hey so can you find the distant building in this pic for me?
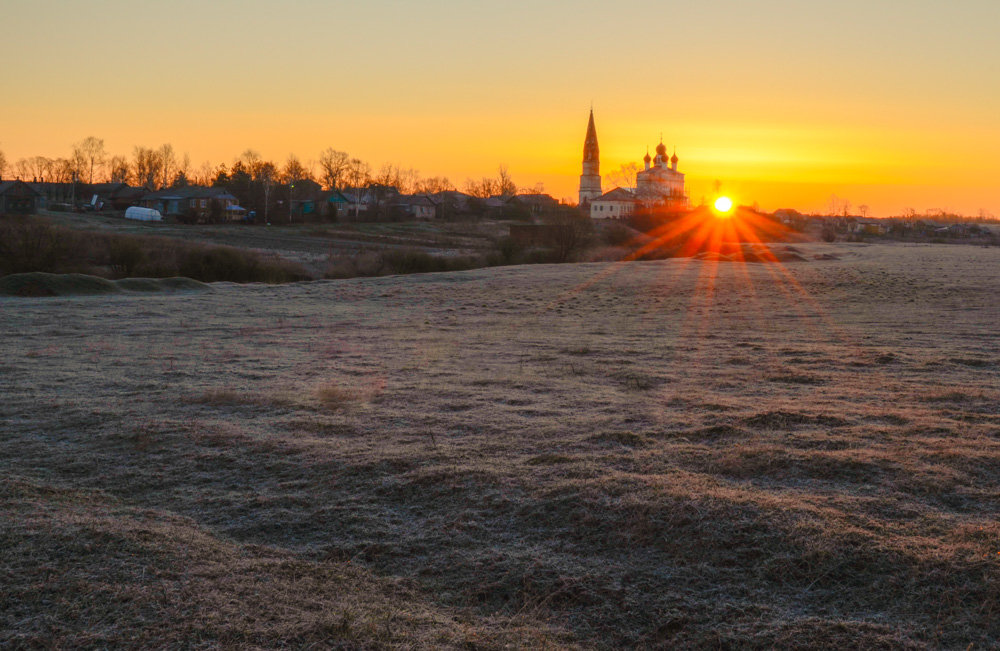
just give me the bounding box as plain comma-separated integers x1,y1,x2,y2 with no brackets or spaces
318,190,351,219
510,193,560,215
635,142,686,209
578,110,688,218
140,186,240,220
848,218,889,235
429,190,475,217
0,180,41,215
390,194,437,220
28,181,147,211
590,187,639,220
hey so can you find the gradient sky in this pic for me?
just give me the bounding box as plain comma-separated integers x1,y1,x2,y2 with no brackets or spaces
2,0,998,216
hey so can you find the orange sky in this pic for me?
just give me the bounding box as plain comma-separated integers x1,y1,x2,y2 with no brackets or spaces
2,0,998,217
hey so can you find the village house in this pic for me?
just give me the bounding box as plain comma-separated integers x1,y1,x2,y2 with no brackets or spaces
389,194,437,220
26,181,148,211
339,188,379,218
288,178,324,220
317,190,351,219
590,187,640,220
0,180,41,215
848,217,890,235
430,190,475,217
140,186,242,221
510,193,560,215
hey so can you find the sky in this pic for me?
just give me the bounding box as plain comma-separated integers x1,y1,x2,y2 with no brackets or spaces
2,0,999,216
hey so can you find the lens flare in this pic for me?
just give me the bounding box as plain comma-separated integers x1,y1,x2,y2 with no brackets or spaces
714,196,734,214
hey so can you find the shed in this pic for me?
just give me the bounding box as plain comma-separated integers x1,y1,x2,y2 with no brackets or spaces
0,180,41,215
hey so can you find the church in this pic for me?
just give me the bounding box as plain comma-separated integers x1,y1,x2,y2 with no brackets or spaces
578,110,688,219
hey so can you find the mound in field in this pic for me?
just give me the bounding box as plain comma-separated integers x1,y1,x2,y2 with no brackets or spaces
0,273,210,297
692,244,807,263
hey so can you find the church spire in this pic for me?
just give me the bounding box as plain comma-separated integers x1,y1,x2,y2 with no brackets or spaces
579,109,602,206
583,109,599,163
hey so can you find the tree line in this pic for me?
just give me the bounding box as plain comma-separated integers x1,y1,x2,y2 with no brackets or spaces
0,138,533,199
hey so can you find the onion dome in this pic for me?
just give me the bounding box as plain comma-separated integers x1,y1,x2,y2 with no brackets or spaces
643,148,651,164
671,150,678,164
655,142,667,157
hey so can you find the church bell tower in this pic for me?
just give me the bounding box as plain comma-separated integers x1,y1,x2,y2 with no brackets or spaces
578,109,602,206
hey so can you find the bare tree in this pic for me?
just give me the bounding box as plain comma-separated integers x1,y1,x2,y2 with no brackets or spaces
545,209,593,262
12,158,31,180
496,165,516,197
414,176,454,194
464,176,498,198
318,148,349,190
108,156,130,183
373,163,401,189
465,166,516,198
259,163,276,224
26,156,52,182
178,152,191,182
605,163,640,192
398,168,419,195
0,148,6,179
282,155,310,184
132,146,162,189
158,144,176,189
344,158,371,219
344,158,371,189
194,161,215,186
858,204,869,218
50,158,74,183
69,146,87,183
240,149,264,180
75,136,106,183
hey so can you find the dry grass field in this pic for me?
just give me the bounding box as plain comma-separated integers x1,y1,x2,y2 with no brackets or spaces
2,242,999,648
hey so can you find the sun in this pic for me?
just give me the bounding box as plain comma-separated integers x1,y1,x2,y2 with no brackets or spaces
714,196,734,215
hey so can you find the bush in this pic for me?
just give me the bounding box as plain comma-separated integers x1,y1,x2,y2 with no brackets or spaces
602,223,635,246
380,249,480,275
0,220,71,275
0,217,309,284
496,236,523,264
177,208,200,225
108,239,146,277
178,247,308,283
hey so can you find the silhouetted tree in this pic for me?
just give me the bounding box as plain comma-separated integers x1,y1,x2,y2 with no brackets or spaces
414,176,454,193
605,162,640,192
75,136,106,183
158,144,176,189
171,170,190,188
24,156,52,182
465,166,516,198
240,149,264,180
318,148,349,190
108,156,129,183
545,208,592,262
132,146,161,189
283,155,310,184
